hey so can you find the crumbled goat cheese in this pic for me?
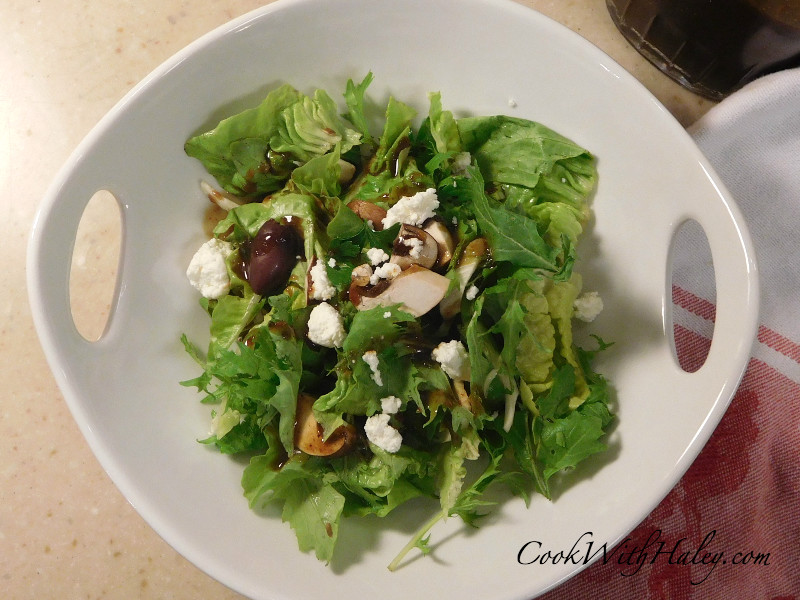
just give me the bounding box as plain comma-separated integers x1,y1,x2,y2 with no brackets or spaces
364,413,402,453
309,259,336,301
383,311,392,318
381,188,439,228
380,395,402,414
362,350,383,386
327,257,337,268
508,97,518,108
186,238,234,299
574,291,604,322
402,236,424,259
465,284,479,301
369,262,401,285
307,302,346,348
366,247,390,265
451,151,472,174
432,339,471,380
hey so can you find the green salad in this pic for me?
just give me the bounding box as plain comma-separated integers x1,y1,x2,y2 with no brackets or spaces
180,73,612,569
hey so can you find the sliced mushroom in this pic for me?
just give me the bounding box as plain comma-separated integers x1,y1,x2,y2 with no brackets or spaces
294,393,356,457
422,218,455,269
390,225,439,270
354,265,450,317
338,160,356,184
346,200,387,230
201,180,246,212
439,237,489,319
350,263,373,287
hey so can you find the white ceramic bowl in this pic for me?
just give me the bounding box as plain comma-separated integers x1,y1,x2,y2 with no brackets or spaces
28,0,758,598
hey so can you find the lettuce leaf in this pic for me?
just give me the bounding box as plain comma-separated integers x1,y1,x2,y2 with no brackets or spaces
371,96,416,174
342,95,436,205
457,165,567,275
243,451,345,563
185,84,300,196
271,88,362,163
185,84,361,197
457,114,596,198
457,114,596,269
343,72,375,145
181,292,304,454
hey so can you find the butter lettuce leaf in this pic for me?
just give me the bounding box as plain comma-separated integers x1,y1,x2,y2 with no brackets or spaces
185,84,300,196
185,84,361,197
457,114,596,202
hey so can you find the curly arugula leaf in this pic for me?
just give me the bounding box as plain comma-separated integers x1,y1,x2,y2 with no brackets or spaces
243,452,345,563
344,72,375,145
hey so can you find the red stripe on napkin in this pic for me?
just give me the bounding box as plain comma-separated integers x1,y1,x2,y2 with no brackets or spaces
758,325,800,363
674,324,712,373
672,285,716,322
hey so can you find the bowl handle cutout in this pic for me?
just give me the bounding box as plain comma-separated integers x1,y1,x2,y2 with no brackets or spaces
665,212,758,379
667,219,716,373
68,190,123,342
28,165,127,360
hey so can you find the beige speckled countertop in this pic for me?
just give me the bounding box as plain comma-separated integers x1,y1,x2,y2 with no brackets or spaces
1,1,714,598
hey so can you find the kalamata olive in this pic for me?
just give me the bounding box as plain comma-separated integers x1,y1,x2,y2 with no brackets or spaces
246,219,300,295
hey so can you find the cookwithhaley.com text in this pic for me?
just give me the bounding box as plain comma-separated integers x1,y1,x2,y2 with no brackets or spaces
517,529,770,585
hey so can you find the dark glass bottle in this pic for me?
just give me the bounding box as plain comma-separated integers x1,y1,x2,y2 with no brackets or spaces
607,0,800,99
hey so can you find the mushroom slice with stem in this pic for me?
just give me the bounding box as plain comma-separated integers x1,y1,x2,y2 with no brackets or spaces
294,393,357,457
346,200,387,230
439,237,489,319
422,218,455,269
350,263,373,287
390,224,439,270
353,265,450,317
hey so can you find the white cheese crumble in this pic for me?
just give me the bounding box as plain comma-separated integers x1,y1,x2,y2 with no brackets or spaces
465,284,479,301
574,291,604,322
383,311,392,318
186,238,234,299
380,395,402,414
364,413,402,453
366,247,390,266
369,262,401,286
362,350,383,386
381,188,439,228
402,236,424,258
309,259,336,301
451,151,472,174
432,339,471,380
307,302,346,348
508,97,518,108
327,257,337,268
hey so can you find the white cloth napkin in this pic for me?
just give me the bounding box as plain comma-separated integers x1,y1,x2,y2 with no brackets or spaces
687,68,800,351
